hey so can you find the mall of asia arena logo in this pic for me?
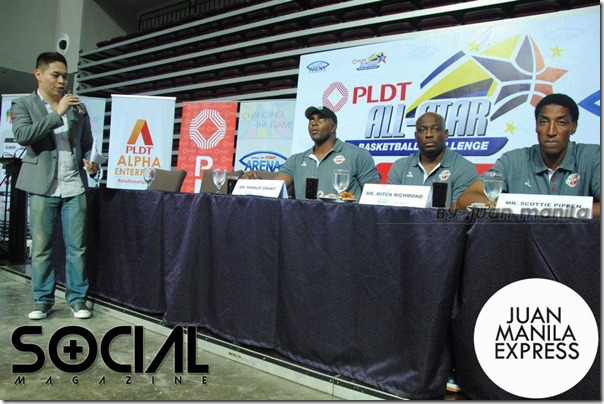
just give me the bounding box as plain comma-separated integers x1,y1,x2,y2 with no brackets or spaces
239,151,287,172
11,325,209,386
306,61,329,73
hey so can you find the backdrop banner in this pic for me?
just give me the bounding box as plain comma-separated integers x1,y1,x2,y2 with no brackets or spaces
293,7,600,180
80,96,107,186
177,101,238,193
0,94,28,159
107,94,175,190
234,100,295,173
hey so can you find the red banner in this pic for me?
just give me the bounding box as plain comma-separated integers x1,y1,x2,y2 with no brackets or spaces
177,102,238,193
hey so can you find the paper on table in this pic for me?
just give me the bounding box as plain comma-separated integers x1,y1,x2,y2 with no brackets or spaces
90,138,107,164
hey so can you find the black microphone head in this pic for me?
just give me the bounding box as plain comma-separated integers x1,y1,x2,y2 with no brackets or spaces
73,104,87,116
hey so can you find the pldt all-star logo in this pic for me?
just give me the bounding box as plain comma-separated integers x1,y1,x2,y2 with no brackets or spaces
11,325,209,386
406,34,568,158
407,34,567,124
354,52,386,71
350,34,571,158
239,151,287,171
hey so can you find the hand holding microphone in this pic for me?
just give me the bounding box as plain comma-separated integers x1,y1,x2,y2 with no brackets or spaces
59,91,87,116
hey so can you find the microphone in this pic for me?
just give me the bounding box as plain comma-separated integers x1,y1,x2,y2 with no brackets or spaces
73,103,87,116
64,91,87,116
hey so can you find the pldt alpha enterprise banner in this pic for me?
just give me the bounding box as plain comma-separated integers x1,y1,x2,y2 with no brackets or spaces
293,7,600,171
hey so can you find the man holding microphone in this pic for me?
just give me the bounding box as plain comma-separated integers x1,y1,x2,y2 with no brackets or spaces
12,52,100,319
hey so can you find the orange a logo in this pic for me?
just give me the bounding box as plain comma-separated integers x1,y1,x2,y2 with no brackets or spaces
127,119,154,145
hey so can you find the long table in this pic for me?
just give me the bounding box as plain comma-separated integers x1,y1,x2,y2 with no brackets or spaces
52,188,600,399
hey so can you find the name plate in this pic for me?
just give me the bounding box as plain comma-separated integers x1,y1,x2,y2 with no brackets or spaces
232,179,288,198
496,193,593,219
359,184,430,207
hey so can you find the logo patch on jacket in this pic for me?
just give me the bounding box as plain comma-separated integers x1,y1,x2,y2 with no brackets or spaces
565,173,579,187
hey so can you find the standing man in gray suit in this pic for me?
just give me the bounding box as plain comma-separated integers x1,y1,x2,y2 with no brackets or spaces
12,52,100,319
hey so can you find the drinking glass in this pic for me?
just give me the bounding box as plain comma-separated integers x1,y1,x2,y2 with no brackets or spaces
213,168,227,193
332,169,350,202
483,170,504,208
142,167,155,189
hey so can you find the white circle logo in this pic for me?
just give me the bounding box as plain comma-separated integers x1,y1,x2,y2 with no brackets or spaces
333,155,345,164
474,278,598,399
439,169,451,180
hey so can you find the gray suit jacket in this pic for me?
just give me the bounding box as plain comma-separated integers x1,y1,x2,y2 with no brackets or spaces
11,92,93,195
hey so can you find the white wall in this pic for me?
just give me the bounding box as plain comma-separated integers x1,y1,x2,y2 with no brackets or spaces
56,0,85,71
0,0,174,93
0,0,58,73
80,0,134,53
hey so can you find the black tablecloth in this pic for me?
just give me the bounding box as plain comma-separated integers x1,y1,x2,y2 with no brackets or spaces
50,188,600,399
162,194,281,348
275,200,466,398
452,215,601,399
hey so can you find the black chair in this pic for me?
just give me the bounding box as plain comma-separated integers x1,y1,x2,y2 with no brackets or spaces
340,28,376,43
215,87,239,98
377,22,415,37
240,83,267,95
270,59,299,72
272,22,303,35
244,45,271,58
417,15,459,30
379,1,417,15
568,0,600,8
306,33,339,47
267,79,296,91
220,50,244,63
149,168,187,192
247,9,273,23
221,15,246,29
271,40,302,54
419,0,461,8
342,8,378,22
274,1,304,16
463,7,507,24
513,0,560,17
245,29,273,41
243,63,271,76
218,68,243,80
